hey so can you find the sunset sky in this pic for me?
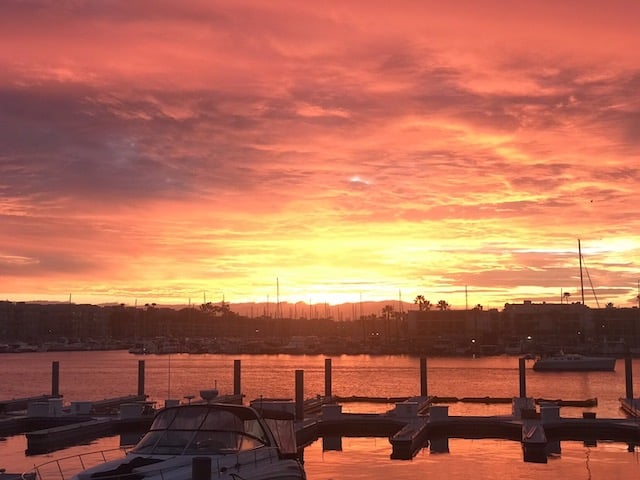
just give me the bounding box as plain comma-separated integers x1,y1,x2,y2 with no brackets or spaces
2,1,639,310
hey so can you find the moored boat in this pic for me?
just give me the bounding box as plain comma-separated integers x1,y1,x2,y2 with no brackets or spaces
533,352,616,372
26,403,306,480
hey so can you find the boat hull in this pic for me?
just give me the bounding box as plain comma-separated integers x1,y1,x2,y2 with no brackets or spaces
74,454,305,480
533,356,616,372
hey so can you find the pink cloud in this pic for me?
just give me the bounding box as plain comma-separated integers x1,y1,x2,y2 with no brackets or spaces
1,1,639,308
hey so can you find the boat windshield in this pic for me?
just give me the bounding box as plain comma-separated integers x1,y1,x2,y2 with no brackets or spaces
131,405,270,455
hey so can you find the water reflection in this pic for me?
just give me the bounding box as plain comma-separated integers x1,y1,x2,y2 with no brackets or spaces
315,433,638,467
305,436,640,480
3,352,640,479
7,430,639,479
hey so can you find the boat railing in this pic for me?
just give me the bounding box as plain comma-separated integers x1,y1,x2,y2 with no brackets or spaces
22,447,283,480
23,447,130,480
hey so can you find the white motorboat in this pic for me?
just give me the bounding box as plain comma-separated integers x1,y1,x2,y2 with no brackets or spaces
53,403,305,480
533,353,616,372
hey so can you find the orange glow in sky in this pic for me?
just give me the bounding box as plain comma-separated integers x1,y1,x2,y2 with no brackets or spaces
1,1,639,309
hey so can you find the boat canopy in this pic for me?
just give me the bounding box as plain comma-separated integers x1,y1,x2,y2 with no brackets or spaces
131,404,274,456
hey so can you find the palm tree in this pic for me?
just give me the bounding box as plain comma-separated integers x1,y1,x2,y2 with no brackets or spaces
414,295,432,311
414,295,426,311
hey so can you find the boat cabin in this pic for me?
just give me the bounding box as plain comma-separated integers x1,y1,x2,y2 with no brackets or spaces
130,403,296,457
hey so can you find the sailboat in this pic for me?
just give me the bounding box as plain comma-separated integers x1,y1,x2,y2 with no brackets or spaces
533,240,617,372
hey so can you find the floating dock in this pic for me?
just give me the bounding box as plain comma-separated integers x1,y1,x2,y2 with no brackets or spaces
620,398,640,417
292,397,640,463
3,356,639,469
0,472,25,480
0,395,56,414
87,395,148,415
26,419,114,454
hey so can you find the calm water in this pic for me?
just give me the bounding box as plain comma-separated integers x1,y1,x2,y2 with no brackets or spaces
1,351,639,478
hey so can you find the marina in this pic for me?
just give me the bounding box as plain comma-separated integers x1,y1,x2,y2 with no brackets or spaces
1,352,639,479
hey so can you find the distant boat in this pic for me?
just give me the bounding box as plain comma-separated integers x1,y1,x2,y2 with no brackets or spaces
533,352,616,372
530,239,616,373
128,341,157,354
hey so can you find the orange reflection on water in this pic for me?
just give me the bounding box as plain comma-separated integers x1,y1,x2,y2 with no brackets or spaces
302,437,640,480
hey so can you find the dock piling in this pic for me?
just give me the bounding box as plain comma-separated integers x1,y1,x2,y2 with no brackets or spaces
540,404,559,425
519,357,526,398
137,360,145,397
521,416,548,464
512,397,535,419
51,361,60,397
430,437,449,453
420,358,427,397
429,405,449,421
325,358,332,398
234,359,241,396
541,407,562,456
295,369,304,421
323,435,342,451
624,356,633,400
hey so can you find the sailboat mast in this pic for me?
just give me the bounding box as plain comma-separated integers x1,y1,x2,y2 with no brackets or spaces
578,239,585,305
465,285,468,311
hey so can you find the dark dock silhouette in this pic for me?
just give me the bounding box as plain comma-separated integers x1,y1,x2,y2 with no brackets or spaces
1,356,639,474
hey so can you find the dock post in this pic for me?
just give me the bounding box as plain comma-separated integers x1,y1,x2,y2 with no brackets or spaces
625,356,634,399
323,435,342,451
519,357,526,398
295,369,304,421
51,361,60,397
234,359,241,396
137,360,145,397
324,358,332,398
540,403,561,454
192,457,211,480
420,357,427,397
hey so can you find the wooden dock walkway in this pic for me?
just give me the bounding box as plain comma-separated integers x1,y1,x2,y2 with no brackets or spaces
26,419,114,454
333,394,597,407
0,472,26,480
0,395,56,414
15,392,626,461
87,395,147,415
293,396,640,463
620,398,640,417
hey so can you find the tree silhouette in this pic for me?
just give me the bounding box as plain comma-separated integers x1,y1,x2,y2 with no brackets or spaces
200,301,232,316
414,295,432,311
437,300,450,311
200,302,215,313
